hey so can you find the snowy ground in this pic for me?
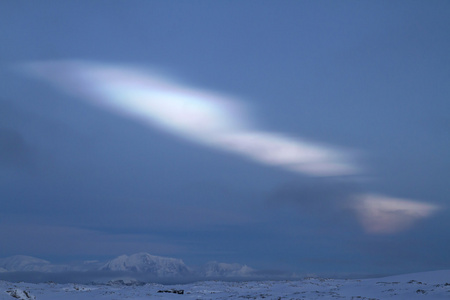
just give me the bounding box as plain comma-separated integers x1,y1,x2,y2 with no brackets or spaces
1,270,449,300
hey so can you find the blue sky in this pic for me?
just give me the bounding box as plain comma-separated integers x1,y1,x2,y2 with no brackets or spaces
0,1,449,276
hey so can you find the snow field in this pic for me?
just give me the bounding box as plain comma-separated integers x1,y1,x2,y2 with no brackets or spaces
1,270,449,300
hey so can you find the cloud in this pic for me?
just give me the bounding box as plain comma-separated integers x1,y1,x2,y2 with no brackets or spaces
212,131,357,176
349,194,439,234
269,180,440,235
20,60,358,177
18,61,439,235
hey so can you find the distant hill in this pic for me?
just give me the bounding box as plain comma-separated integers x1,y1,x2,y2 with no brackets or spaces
200,261,255,277
0,255,69,272
99,252,191,277
0,253,256,282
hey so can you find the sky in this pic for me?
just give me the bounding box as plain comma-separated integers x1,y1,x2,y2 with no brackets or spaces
0,0,449,277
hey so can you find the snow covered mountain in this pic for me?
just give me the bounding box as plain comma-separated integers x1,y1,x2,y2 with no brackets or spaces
0,255,69,273
99,253,191,277
201,261,255,277
0,255,49,272
0,253,260,282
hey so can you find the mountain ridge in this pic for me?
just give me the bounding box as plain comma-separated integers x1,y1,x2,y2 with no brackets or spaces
0,252,255,280
100,252,191,277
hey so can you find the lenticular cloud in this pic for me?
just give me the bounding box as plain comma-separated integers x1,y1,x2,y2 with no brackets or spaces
20,61,440,234
351,194,439,234
22,61,357,176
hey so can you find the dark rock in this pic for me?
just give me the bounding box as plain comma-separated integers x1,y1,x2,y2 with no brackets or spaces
6,289,35,300
157,289,184,294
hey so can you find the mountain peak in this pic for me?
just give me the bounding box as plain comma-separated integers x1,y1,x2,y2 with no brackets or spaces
100,252,191,277
202,261,255,277
0,255,50,272
0,253,257,280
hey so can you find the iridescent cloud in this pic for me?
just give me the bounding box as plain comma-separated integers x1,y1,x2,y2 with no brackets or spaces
20,61,441,233
22,61,358,176
351,194,439,234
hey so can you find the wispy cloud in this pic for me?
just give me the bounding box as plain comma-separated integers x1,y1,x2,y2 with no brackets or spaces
269,180,441,235
350,194,439,234
20,61,358,177
18,61,440,234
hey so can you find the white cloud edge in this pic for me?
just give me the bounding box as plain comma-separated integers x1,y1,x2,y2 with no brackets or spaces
21,60,360,177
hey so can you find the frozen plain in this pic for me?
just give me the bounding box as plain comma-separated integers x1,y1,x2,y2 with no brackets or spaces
1,270,449,300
